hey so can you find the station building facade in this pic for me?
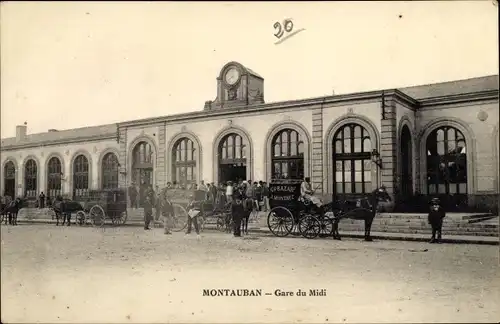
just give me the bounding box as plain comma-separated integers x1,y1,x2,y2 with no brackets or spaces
1,62,499,212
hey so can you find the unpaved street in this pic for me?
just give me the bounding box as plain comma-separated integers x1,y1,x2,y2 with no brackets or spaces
1,224,499,323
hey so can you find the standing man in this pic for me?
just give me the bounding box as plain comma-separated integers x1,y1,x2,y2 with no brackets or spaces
262,182,270,212
155,185,162,222
39,191,46,209
428,197,446,243
226,181,234,204
143,195,154,230
128,182,137,209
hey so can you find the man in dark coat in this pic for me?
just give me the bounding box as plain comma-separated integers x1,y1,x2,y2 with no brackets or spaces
128,183,138,209
428,197,446,243
144,195,154,230
39,192,46,209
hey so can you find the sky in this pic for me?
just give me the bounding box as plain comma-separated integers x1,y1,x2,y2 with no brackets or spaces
1,1,498,138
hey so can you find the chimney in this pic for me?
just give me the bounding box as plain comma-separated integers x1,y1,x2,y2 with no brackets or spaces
16,123,27,142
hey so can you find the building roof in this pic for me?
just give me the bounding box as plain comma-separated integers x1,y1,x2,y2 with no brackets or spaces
1,123,116,148
399,75,499,99
1,74,498,149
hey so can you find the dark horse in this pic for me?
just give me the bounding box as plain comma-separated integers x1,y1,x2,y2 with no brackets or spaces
332,186,391,241
2,197,28,225
51,196,84,226
241,197,253,235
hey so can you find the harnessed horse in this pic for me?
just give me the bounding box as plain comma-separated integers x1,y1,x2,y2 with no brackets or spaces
2,197,27,225
51,196,84,226
332,186,391,241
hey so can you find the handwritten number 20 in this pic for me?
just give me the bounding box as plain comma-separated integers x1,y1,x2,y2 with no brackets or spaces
274,19,294,39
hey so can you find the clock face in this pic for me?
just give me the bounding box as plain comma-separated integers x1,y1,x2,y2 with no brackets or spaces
225,68,240,86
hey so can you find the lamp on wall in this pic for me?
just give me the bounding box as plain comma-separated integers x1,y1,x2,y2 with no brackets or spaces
371,149,383,169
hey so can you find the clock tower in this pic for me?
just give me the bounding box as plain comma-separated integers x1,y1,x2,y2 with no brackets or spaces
204,61,265,110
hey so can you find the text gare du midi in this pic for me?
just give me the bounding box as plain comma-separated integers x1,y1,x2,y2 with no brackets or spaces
203,289,327,297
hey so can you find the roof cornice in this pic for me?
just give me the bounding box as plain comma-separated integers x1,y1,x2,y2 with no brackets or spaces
418,90,499,108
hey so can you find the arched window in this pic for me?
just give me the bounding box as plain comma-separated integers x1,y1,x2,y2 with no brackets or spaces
333,124,372,196
47,157,62,198
219,133,246,162
73,155,89,199
101,153,119,189
218,133,247,183
172,138,196,186
132,141,154,207
271,128,304,180
24,159,37,198
3,161,16,198
426,126,467,195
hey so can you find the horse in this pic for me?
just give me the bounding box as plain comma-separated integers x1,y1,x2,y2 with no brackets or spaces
332,186,392,241
2,197,28,226
51,196,84,226
241,196,253,235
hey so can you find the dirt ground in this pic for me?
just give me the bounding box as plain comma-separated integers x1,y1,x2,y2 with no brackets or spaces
1,224,499,323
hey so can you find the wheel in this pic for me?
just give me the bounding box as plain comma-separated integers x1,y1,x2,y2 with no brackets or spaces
319,217,334,237
171,203,188,232
267,206,294,237
216,216,225,232
119,211,128,225
298,215,321,239
75,211,86,226
90,205,105,227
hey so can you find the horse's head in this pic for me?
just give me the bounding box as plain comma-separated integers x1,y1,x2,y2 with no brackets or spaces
372,186,391,203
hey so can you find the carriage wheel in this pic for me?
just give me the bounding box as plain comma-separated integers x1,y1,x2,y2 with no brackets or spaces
298,215,321,239
75,211,86,226
319,217,334,237
119,211,128,225
90,205,106,227
267,206,294,237
171,203,188,232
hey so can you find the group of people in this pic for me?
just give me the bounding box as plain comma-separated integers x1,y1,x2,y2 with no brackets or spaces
129,179,273,237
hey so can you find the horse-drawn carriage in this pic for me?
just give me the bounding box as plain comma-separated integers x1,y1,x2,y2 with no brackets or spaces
266,180,335,239
49,189,127,227
166,188,231,232
267,180,392,241
70,189,128,227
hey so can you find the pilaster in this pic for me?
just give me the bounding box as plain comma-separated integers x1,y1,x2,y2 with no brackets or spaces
380,95,398,205
118,126,127,188
311,107,324,193
156,123,167,188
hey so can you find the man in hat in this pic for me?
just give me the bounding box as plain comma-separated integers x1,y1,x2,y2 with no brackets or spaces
428,197,446,243
143,195,154,230
300,177,322,207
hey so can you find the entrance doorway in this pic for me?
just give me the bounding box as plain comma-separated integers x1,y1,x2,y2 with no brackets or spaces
132,141,155,207
219,163,246,184
400,125,413,204
3,161,16,198
218,133,247,184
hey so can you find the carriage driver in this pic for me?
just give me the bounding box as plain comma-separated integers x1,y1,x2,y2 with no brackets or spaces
300,177,323,208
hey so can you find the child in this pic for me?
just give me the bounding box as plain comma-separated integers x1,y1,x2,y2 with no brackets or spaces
428,197,446,243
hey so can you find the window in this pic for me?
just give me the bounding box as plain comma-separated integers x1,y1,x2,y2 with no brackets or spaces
426,126,467,195
219,133,246,163
24,159,37,198
73,155,89,199
333,124,372,195
3,161,16,198
102,153,119,189
47,157,62,198
172,137,197,186
133,142,153,167
271,128,304,180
